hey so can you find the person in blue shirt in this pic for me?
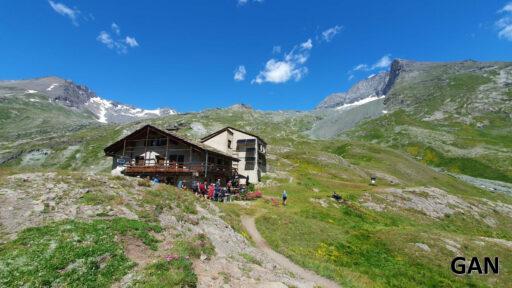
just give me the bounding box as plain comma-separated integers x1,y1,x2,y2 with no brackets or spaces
214,181,221,201
282,190,287,206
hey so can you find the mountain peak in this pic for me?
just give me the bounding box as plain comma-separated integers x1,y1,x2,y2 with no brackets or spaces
0,76,176,124
229,103,253,110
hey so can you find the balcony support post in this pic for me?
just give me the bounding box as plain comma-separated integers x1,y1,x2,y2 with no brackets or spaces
165,136,169,164
144,127,149,165
204,151,209,178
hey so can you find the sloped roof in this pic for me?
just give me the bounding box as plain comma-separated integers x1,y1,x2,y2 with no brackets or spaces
104,124,239,161
200,126,267,145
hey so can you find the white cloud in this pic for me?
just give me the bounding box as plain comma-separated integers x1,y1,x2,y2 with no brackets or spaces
253,39,311,84
97,31,129,54
371,54,392,69
125,36,139,47
234,65,247,81
238,0,263,6
353,64,368,71
347,54,392,81
321,25,342,42
97,31,114,48
97,23,139,54
300,38,313,50
253,60,307,84
497,3,512,41
351,55,392,73
111,22,121,35
48,0,79,26
500,2,512,13
499,24,512,40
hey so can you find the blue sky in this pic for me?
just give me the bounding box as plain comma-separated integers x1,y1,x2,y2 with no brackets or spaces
1,1,512,112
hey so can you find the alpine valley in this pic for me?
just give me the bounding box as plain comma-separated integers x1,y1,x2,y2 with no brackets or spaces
1,59,511,287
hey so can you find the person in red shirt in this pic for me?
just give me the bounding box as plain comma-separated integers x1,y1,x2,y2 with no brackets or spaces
199,181,207,198
208,183,215,199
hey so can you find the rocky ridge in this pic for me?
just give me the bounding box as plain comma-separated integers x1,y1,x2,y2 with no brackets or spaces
317,71,389,109
0,76,176,123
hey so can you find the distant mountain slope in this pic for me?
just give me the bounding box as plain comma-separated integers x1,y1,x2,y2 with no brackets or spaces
0,76,176,123
316,71,389,109
309,98,385,139
383,59,512,120
346,59,512,183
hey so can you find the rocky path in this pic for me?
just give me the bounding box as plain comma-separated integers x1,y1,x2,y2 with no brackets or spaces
241,216,341,288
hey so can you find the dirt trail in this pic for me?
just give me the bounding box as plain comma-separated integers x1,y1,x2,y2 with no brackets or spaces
241,216,341,288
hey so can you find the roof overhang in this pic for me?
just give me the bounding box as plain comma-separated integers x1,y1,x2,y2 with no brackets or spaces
200,126,267,145
104,124,239,161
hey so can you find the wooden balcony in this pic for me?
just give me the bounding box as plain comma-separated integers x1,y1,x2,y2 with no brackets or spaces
124,162,235,176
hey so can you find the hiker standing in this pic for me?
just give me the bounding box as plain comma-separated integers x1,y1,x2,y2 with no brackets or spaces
282,190,287,206
227,180,232,193
208,183,215,199
214,182,221,201
199,181,206,197
192,180,198,194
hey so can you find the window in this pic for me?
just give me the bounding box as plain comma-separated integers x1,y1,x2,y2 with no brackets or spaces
150,138,167,146
168,154,184,163
244,155,256,170
228,140,232,149
245,161,255,170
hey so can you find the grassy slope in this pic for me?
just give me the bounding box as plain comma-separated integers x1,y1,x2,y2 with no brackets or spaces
225,139,512,287
141,109,511,287
0,218,160,287
1,104,511,286
348,110,512,183
346,64,512,183
0,172,214,287
0,92,95,140
0,92,115,170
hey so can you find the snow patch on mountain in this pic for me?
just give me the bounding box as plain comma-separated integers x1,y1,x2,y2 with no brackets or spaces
88,97,112,123
317,71,390,109
336,95,386,110
47,83,59,91
86,96,176,123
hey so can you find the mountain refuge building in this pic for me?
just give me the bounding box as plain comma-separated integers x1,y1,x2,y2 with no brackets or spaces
104,124,266,185
200,127,267,183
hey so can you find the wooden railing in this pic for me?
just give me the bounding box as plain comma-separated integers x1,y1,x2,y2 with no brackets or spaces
124,163,235,175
